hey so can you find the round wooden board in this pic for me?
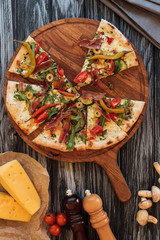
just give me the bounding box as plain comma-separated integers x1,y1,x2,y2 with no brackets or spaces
4,18,149,201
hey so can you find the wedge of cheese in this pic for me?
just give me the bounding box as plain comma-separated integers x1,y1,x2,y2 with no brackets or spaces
0,192,31,222
0,160,40,215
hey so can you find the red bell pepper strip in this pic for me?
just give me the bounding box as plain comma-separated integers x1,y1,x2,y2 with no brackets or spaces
33,104,59,118
106,60,115,74
106,36,114,45
35,39,42,55
36,52,49,66
34,111,48,123
58,90,76,98
74,70,88,83
57,65,64,77
69,104,77,108
90,125,103,136
82,130,87,136
111,98,121,108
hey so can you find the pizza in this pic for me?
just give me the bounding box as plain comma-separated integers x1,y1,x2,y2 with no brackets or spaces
6,19,145,151
74,19,138,88
6,81,78,135
33,99,87,151
32,92,145,151
9,36,74,87
100,97,145,132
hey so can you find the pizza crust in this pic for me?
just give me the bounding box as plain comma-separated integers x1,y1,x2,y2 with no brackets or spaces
32,130,68,152
120,100,145,132
6,81,41,135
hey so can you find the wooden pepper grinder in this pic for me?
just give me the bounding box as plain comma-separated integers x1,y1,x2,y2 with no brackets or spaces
63,189,88,240
83,190,116,240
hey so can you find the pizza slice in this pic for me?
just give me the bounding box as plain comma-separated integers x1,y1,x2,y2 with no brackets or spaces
99,97,145,132
6,81,77,135
32,99,87,151
86,103,127,150
9,36,78,97
74,19,138,88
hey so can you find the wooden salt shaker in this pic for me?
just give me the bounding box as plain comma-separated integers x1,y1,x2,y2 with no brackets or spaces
63,189,88,240
83,190,116,240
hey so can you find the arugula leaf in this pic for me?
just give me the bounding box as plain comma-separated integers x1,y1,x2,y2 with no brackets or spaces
116,119,122,126
30,42,36,56
114,59,123,74
14,94,27,101
117,99,131,110
37,73,47,80
73,114,83,121
79,132,86,144
88,59,95,66
99,115,106,128
61,97,69,104
25,85,40,94
66,128,75,150
94,33,99,38
14,93,31,110
41,94,49,106
46,107,58,120
40,65,57,73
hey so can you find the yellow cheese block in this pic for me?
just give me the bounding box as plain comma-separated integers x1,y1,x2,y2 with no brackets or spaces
0,192,31,222
0,160,40,215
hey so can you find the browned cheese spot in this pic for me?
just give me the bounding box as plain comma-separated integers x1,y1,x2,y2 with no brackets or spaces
88,142,93,148
108,23,115,29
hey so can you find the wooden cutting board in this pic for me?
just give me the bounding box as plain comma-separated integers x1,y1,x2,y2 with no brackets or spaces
4,18,149,202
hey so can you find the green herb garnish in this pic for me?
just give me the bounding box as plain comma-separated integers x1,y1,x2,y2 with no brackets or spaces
66,128,75,150
99,115,106,128
30,42,36,56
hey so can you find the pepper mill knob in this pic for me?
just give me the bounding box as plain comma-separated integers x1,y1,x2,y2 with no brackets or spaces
63,189,88,240
83,190,116,240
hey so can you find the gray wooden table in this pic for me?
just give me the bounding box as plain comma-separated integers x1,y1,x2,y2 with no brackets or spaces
0,0,160,239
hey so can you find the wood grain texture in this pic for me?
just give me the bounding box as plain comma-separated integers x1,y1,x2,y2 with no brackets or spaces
4,18,148,202
0,0,160,239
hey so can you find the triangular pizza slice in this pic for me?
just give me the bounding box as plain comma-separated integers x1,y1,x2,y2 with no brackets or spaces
74,19,138,88
32,98,87,151
9,36,78,97
100,97,145,132
86,103,127,150
6,81,78,135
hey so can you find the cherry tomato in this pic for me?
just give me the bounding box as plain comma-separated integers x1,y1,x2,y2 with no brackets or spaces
87,136,95,140
44,212,55,225
34,111,48,123
106,60,115,74
109,113,118,122
49,224,61,236
74,70,88,83
111,98,121,108
98,30,103,36
90,125,103,136
36,52,49,66
106,36,114,45
56,213,67,226
57,65,64,76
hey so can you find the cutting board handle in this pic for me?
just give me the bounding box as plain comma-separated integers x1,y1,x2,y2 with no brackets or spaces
93,148,131,202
